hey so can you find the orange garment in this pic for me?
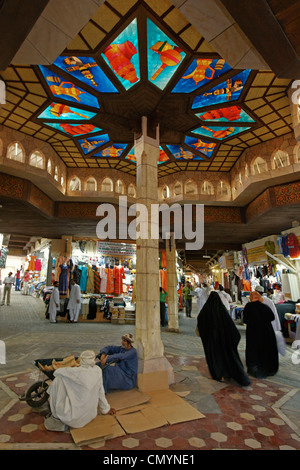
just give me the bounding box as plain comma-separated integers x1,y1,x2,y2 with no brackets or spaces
106,268,114,294
160,269,168,291
242,279,251,291
113,266,125,295
28,255,36,271
161,250,167,269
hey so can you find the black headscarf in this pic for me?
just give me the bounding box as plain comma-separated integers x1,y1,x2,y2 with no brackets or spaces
197,292,250,386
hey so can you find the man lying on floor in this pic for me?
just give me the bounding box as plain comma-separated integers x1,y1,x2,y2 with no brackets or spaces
97,333,138,394
44,350,115,431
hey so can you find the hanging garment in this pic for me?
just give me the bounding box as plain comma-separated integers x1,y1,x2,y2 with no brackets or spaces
86,265,94,293
281,234,290,257
79,265,88,292
72,265,82,285
160,269,168,291
106,268,114,294
100,266,108,293
113,265,125,295
59,264,69,295
94,268,101,294
87,298,97,319
28,255,36,271
286,233,300,259
35,258,42,271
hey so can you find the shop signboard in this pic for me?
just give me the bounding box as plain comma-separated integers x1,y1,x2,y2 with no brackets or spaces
97,241,136,257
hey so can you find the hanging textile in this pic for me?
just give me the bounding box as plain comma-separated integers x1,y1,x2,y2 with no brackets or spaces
113,265,125,295
59,264,69,295
100,266,108,293
79,265,88,292
106,268,114,294
35,258,42,271
160,269,168,291
94,268,101,294
86,265,94,293
286,233,300,259
28,255,36,271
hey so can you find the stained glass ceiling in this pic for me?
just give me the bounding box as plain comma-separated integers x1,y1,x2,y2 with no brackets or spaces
0,1,293,176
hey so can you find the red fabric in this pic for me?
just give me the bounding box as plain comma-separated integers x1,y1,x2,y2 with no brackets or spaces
113,266,125,295
286,233,300,258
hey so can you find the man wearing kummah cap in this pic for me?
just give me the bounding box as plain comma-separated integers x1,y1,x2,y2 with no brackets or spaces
97,333,138,394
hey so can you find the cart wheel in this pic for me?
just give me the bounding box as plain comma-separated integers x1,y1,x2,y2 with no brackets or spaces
25,381,49,408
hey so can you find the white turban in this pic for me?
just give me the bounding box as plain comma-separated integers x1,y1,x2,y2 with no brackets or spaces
80,350,96,368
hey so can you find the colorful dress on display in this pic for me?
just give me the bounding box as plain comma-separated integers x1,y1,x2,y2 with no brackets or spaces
86,265,94,293
106,268,114,294
94,268,101,294
59,264,69,295
113,265,125,295
35,258,42,271
100,266,108,293
79,265,88,292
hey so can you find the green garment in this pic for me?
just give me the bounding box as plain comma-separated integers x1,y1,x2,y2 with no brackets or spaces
160,291,168,302
182,286,193,300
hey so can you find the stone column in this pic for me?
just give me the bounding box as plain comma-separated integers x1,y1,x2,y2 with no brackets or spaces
134,116,174,387
166,233,179,332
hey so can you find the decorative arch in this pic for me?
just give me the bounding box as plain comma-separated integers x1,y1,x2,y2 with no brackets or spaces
251,156,267,175
184,180,197,195
7,142,25,163
128,183,136,197
101,177,113,192
69,176,81,191
85,177,97,191
272,149,290,169
29,150,45,169
162,185,170,199
173,181,183,196
47,158,52,174
201,180,214,195
115,179,125,194
217,180,230,196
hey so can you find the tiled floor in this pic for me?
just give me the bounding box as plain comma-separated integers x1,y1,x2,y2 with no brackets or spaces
0,290,300,451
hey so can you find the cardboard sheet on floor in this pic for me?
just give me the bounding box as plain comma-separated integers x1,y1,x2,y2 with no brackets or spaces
106,388,151,410
70,414,120,446
116,406,168,433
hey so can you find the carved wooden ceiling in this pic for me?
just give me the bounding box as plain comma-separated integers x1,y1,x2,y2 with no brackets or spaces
0,0,294,177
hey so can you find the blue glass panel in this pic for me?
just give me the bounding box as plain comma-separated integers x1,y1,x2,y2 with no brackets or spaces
196,105,255,123
101,18,140,90
78,134,110,154
166,145,203,161
172,58,231,93
53,56,118,93
37,103,96,120
39,66,100,108
44,122,102,136
147,18,186,90
93,143,127,158
125,147,135,163
191,125,250,140
184,136,216,158
192,70,251,109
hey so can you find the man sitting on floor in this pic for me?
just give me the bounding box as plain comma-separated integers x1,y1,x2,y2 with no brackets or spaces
97,333,138,394
44,350,115,431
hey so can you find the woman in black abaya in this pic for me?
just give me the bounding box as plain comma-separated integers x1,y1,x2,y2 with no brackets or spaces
243,291,278,379
197,292,250,386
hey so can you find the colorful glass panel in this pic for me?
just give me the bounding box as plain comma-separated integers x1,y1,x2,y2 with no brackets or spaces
191,125,251,140
172,58,231,93
196,105,255,123
125,146,169,164
93,144,127,158
184,136,216,158
53,56,118,93
44,122,102,136
39,66,100,108
192,70,251,109
166,145,203,161
37,103,96,120
78,134,110,154
147,18,186,90
101,18,140,90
